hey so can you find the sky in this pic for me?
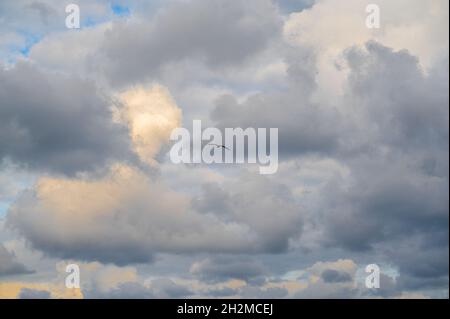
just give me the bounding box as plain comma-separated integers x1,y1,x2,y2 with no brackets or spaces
0,0,448,299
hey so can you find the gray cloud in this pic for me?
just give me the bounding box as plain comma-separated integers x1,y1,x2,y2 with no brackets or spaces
204,287,238,297
190,256,267,284
0,0,447,299
209,40,448,296
388,237,449,291
150,278,193,298
343,42,449,155
321,269,352,283
239,286,288,299
210,47,341,158
6,167,303,265
0,62,133,175
193,174,303,253
0,243,33,276
26,2,57,26
83,282,155,299
83,279,192,299
18,288,51,299
317,43,448,255
99,0,282,86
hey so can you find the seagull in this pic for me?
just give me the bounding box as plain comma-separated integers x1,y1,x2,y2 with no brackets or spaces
207,143,231,151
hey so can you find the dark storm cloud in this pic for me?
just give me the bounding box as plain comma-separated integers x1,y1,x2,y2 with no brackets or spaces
190,256,267,284
239,286,288,299
0,0,447,299
18,288,51,299
210,48,341,158
209,40,448,295
83,282,155,299
100,0,282,86
387,238,449,291
0,62,133,175
319,42,448,252
321,269,352,283
344,42,449,154
83,279,192,299
0,243,33,276
322,160,449,252
192,174,303,254
150,278,193,298
6,169,302,265
211,41,448,162
204,287,238,297
304,42,449,296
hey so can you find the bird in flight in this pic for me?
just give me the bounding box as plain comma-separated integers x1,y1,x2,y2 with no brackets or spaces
208,143,231,151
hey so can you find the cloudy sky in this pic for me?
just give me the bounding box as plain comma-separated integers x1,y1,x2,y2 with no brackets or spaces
0,0,448,299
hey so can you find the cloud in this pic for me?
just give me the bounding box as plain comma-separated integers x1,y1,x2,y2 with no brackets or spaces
239,285,288,298
85,281,155,299
321,269,352,283
117,85,182,166
149,278,192,298
284,0,449,69
0,62,132,175
343,42,449,152
290,259,361,298
387,237,449,291
0,0,448,299
0,0,114,63
6,164,303,264
192,174,303,253
78,262,192,298
190,256,267,284
0,243,33,276
18,287,51,299
75,262,152,298
210,88,340,158
98,0,282,86
275,0,315,13
314,43,448,256
204,287,238,297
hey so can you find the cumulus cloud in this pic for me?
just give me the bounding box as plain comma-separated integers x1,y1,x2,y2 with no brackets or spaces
313,43,448,259
284,0,449,100
0,243,33,276
190,256,267,284
0,62,132,174
117,85,182,166
149,278,193,298
239,285,289,299
211,40,448,295
77,262,192,298
18,287,51,299
6,164,303,264
84,281,155,299
98,0,282,86
321,269,352,283
0,0,448,299
291,259,360,298
338,1,448,62
192,174,303,253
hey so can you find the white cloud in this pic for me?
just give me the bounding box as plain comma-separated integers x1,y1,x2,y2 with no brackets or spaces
116,85,182,166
